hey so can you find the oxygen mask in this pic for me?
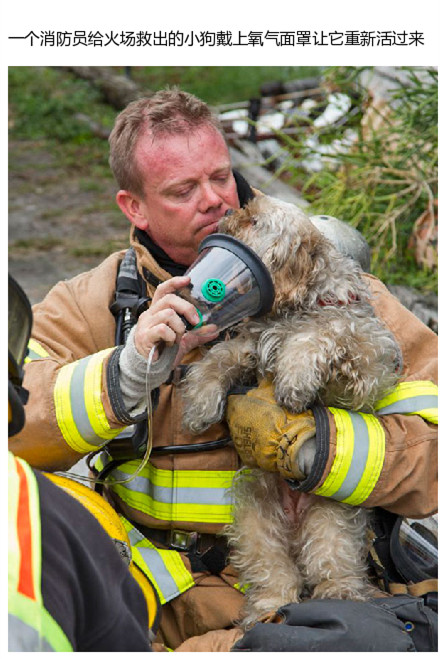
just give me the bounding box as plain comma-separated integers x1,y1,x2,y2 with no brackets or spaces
179,233,275,333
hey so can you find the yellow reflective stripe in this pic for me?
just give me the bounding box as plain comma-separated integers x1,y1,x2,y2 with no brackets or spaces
375,381,438,424
84,351,122,440
315,408,385,505
375,380,437,407
234,582,250,594
25,338,50,363
106,460,235,524
116,459,235,489
54,349,122,454
415,409,438,424
122,519,194,605
315,408,354,498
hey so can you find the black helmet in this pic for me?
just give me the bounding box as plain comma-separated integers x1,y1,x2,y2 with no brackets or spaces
8,275,32,436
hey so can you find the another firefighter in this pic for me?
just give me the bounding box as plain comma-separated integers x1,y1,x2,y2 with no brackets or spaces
8,275,159,652
10,89,438,651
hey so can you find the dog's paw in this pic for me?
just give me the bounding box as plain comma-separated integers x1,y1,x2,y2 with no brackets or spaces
274,388,307,415
242,591,301,628
271,373,309,414
181,410,206,434
184,417,211,434
311,579,370,602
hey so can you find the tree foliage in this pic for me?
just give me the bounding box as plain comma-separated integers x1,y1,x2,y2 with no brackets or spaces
277,67,438,292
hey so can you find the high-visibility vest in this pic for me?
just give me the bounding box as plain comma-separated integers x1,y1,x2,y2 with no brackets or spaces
8,452,73,652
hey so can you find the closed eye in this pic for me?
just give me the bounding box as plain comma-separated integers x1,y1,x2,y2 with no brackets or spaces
171,186,194,199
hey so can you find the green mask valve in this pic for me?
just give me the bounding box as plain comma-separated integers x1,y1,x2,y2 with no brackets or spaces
201,278,226,302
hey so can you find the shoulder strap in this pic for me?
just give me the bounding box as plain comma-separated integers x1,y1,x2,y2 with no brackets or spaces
110,248,151,345
111,247,147,313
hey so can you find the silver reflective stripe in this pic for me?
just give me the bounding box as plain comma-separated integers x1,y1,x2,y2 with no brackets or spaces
8,613,54,651
377,395,438,415
114,425,136,440
127,527,182,603
26,347,45,362
110,467,232,507
69,356,97,442
331,411,370,502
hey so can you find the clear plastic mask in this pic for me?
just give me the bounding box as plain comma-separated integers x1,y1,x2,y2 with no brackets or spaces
181,234,274,333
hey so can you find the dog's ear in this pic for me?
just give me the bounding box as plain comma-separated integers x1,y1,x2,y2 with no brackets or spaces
269,228,329,309
263,233,302,273
271,225,367,311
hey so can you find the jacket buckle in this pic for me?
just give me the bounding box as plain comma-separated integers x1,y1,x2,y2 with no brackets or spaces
168,529,199,552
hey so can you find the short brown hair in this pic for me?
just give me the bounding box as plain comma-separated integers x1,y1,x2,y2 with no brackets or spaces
109,88,224,197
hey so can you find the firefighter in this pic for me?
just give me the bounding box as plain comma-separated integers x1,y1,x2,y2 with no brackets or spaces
8,275,159,651
9,89,438,650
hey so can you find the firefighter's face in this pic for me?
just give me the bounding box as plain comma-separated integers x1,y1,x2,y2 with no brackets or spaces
117,125,240,266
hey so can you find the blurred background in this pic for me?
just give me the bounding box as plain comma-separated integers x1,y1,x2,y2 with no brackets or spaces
8,66,438,328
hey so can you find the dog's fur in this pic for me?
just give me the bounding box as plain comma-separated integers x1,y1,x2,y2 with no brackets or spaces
181,195,401,625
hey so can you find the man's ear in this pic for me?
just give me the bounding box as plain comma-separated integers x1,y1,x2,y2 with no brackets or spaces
116,190,149,230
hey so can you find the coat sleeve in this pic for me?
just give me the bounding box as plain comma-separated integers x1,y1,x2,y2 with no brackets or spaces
9,254,135,471
34,469,152,651
290,276,438,519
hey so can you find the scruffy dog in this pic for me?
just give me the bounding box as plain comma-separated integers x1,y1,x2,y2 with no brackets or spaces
181,195,401,625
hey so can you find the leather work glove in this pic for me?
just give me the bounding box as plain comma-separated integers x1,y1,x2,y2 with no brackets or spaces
226,379,316,479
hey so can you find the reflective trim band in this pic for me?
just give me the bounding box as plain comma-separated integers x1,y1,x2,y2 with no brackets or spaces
8,598,72,652
122,519,194,605
234,582,250,594
375,381,438,424
54,348,124,453
315,408,385,505
8,454,73,652
8,454,42,603
106,460,235,524
8,613,54,651
25,338,50,363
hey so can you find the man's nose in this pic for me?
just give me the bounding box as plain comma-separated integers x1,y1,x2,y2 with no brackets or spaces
199,182,223,212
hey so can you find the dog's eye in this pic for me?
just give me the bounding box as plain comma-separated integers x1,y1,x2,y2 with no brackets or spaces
250,217,257,225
